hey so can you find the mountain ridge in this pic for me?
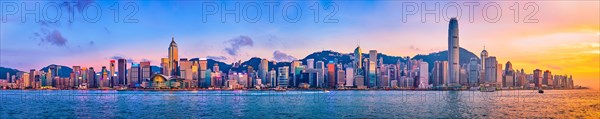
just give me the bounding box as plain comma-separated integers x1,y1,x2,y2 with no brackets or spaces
0,48,480,77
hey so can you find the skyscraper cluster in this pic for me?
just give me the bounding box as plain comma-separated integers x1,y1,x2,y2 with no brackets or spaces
0,19,577,90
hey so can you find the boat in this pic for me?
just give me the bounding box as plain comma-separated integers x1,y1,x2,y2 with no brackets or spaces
274,88,287,92
116,87,129,91
469,87,480,91
538,89,544,94
323,90,330,93
480,88,495,92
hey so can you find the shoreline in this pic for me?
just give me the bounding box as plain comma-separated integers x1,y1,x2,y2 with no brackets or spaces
0,88,590,91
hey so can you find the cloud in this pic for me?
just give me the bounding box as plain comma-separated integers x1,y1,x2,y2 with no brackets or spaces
409,45,421,51
272,50,297,62
224,36,254,56
207,56,228,61
108,55,135,63
547,65,562,70
140,59,152,62
39,20,62,27
40,30,68,47
109,55,125,60
409,45,439,52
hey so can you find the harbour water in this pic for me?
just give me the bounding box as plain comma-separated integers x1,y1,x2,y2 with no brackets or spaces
0,90,598,118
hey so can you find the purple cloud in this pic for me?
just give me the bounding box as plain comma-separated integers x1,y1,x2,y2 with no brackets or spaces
109,55,135,63
224,36,253,56
207,56,228,61
272,50,296,62
40,30,68,47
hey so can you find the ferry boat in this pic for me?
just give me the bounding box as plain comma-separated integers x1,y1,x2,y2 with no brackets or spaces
274,87,287,92
480,87,495,92
116,87,129,91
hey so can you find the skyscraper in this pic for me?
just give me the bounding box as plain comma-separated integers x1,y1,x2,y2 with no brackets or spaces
179,58,192,80
533,69,542,88
29,69,35,88
129,63,140,87
345,67,354,87
278,66,289,88
118,59,127,86
160,58,169,75
72,66,81,87
199,58,208,87
101,66,109,88
433,61,448,87
459,65,468,86
268,68,277,87
504,61,515,87
369,50,379,88
448,18,460,87
354,46,363,75
192,61,199,81
337,66,346,88
88,67,96,88
140,61,152,85
182,58,194,88
367,59,377,88
247,66,256,87
316,61,325,88
480,46,488,73
418,62,429,89
543,70,552,86
515,69,527,88
110,60,116,87
168,37,179,77
291,60,301,87
23,73,31,88
258,59,269,85
369,50,378,64
468,58,480,87
496,63,503,87
327,62,336,88
485,57,498,84
388,64,398,88
77,67,90,88
306,59,314,69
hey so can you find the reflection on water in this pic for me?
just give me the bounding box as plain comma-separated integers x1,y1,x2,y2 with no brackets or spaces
0,90,598,118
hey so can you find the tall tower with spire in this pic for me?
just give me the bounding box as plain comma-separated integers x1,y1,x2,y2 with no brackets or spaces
448,18,460,86
481,45,488,71
168,37,179,77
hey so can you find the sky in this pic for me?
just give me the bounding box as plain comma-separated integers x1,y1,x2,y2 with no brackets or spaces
1,0,598,89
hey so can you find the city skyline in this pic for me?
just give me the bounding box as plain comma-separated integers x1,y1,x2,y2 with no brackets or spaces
0,18,582,91
0,1,598,118
0,1,598,89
